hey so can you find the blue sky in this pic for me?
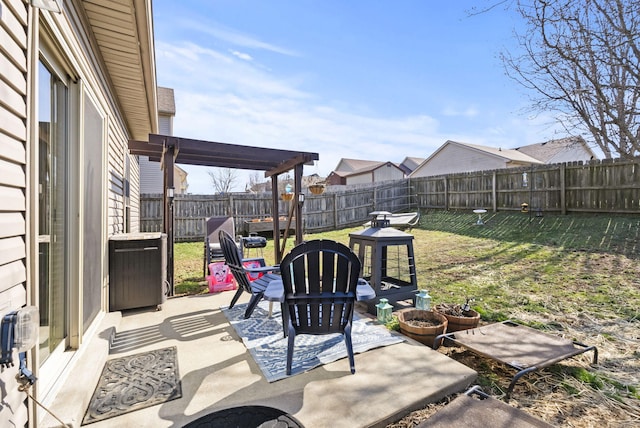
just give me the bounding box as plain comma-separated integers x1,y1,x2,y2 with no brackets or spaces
153,1,563,194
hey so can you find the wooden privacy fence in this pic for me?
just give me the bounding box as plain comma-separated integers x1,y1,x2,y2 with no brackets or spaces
140,158,640,241
140,180,415,241
412,157,640,214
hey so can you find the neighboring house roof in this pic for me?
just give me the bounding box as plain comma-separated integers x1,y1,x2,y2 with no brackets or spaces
350,161,403,176
512,136,597,163
334,158,385,173
158,87,176,115
333,158,406,175
83,1,158,140
409,140,542,178
399,156,425,174
330,170,350,178
449,141,542,164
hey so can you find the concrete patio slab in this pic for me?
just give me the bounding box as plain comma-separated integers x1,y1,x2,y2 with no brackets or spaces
42,291,476,428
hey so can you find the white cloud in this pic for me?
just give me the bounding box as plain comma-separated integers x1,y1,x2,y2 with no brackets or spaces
442,106,480,117
155,38,559,194
181,19,299,57
156,41,308,99
230,50,253,61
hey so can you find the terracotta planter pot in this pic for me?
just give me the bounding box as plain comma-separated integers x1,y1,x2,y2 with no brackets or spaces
397,309,447,348
434,305,480,332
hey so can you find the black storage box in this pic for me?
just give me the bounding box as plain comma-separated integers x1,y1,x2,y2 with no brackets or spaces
109,233,167,311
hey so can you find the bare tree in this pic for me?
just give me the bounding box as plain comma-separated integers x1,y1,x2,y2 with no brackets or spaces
246,171,263,192
501,0,640,158
207,167,238,193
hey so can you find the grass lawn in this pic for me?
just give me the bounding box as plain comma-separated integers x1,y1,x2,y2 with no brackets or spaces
174,210,640,426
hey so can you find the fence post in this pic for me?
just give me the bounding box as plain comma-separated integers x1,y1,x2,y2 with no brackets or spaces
560,163,566,215
492,171,497,212
444,176,449,211
333,192,338,229
373,186,377,211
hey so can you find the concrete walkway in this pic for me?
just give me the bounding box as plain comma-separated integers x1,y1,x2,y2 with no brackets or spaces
43,291,476,428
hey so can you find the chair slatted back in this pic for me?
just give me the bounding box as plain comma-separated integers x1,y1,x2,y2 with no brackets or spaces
281,240,361,335
219,230,252,293
207,217,235,245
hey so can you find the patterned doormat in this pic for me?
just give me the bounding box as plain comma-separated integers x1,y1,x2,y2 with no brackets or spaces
82,346,182,425
222,302,404,382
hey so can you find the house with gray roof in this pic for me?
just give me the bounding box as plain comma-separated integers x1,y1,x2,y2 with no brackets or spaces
327,158,406,185
513,136,597,164
410,140,542,178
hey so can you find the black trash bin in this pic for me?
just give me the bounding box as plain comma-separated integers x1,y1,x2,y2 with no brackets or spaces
109,232,167,311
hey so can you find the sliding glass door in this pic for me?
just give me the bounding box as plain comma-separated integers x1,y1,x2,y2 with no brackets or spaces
38,59,69,363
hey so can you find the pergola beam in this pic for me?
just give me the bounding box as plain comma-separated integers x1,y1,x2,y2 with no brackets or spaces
128,134,319,291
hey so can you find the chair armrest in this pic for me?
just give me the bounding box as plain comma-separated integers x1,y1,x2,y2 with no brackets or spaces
246,265,280,274
241,257,280,273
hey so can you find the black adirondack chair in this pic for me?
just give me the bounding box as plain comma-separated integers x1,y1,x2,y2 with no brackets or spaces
280,239,361,375
218,230,280,319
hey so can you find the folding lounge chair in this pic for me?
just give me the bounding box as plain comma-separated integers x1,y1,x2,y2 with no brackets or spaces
418,385,554,428
204,216,236,276
434,320,598,398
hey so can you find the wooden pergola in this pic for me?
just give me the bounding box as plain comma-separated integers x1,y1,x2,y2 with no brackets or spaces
128,134,319,293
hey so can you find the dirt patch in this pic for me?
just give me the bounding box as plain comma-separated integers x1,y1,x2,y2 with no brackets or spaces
404,319,442,328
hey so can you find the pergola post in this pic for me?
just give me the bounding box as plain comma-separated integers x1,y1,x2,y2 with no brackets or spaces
294,163,304,245
271,174,281,263
162,142,175,296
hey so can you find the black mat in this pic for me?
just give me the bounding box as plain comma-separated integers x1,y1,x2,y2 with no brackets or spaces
183,405,304,428
82,346,182,425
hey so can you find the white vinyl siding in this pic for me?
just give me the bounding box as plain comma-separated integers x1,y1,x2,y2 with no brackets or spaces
0,0,29,426
346,164,405,185
139,114,176,195
373,164,405,182
412,145,509,177
139,156,164,194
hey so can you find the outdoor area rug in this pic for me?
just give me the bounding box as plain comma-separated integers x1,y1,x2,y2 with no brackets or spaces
82,346,182,425
222,302,404,382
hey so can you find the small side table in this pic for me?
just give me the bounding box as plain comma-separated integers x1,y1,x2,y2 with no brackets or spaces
473,209,487,225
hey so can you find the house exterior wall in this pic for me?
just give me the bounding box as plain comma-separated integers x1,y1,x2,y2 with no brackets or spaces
546,144,594,164
0,1,147,425
139,114,188,194
0,0,29,425
344,163,405,185
139,156,164,194
411,145,508,177
373,163,405,181
346,172,374,185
